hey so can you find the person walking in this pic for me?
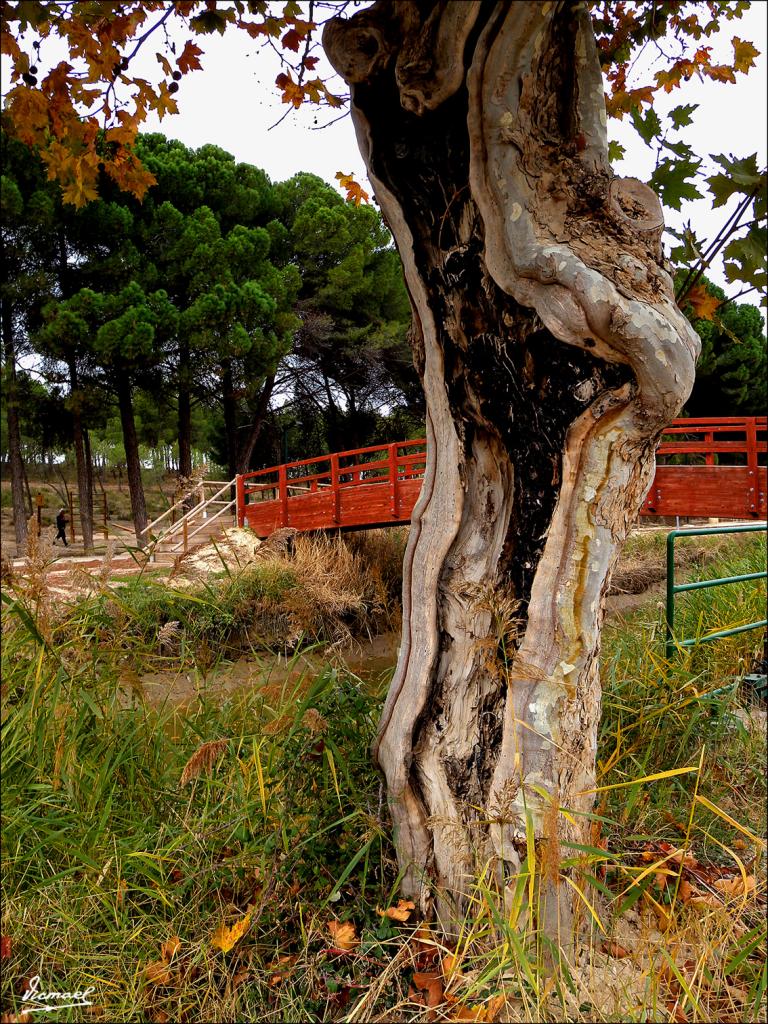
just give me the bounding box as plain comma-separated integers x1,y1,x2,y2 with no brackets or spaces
55,507,69,546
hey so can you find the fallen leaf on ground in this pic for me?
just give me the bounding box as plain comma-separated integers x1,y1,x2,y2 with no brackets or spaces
677,879,695,903
668,847,697,868
445,992,507,1022
327,919,359,951
601,941,632,958
144,960,172,986
666,1000,689,1022
713,875,756,898
410,969,444,1007
0,936,11,959
160,936,181,961
211,910,252,952
441,952,460,976
376,898,416,922
688,892,723,909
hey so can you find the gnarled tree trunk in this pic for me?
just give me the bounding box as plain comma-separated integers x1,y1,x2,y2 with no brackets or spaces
324,0,699,940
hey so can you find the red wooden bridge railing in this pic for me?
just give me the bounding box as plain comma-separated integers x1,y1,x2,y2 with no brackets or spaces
237,417,766,537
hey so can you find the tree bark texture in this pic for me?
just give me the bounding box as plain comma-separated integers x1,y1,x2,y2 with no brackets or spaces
116,375,148,546
1,301,28,548
324,1,700,937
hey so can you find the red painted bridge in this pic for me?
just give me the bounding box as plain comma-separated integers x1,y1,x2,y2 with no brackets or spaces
237,416,767,537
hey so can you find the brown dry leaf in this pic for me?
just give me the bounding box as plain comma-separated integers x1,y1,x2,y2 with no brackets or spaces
116,878,127,906
232,968,250,988
668,847,697,868
445,992,507,1022
376,898,416,922
688,892,723,909
160,935,181,961
211,909,252,953
413,924,435,952
411,970,444,1007
441,952,460,976
726,984,747,1004
327,919,359,951
732,839,747,851
713,875,756,899
677,879,695,903
445,1000,485,1022
150,1013,170,1024
144,960,172,986
666,1000,689,1023
482,993,507,1022
601,941,632,959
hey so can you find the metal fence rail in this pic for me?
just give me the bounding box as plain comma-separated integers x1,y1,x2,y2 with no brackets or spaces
665,523,768,660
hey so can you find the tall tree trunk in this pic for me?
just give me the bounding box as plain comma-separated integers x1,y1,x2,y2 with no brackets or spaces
68,359,94,552
1,301,28,548
116,375,148,546
236,375,276,475
178,338,193,480
222,360,238,481
321,370,340,452
83,427,95,532
324,1,699,941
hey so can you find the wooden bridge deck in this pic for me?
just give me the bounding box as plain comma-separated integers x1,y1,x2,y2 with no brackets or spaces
237,417,767,538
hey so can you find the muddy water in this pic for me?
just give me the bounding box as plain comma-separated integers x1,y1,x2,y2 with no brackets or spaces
139,590,658,709
139,631,401,708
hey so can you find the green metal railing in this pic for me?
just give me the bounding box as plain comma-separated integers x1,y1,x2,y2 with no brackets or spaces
665,523,767,660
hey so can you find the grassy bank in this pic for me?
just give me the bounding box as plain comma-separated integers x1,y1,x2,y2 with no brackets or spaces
1,531,765,1021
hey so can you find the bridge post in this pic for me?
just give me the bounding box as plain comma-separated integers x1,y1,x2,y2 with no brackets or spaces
330,454,340,524
746,417,758,516
389,443,399,518
236,475,245,528
278,465,289,526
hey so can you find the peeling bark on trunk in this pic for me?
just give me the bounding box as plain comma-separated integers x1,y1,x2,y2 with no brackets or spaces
324,1,699,940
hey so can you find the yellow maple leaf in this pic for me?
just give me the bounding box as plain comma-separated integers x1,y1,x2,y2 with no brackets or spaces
211,909,252,953
334,171,370,207
61,176,100,208
732,36,760,74
685,284,720,321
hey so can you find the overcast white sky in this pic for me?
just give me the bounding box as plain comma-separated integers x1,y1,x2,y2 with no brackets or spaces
133,1,767,295
3,2,767,295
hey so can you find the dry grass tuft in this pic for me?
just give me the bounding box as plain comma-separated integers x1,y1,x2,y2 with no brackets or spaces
179,739,229,788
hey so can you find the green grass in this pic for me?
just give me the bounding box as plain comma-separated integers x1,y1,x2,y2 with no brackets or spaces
1,530,765,1021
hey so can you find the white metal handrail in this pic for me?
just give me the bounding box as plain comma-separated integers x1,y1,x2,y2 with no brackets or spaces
167,497,237,553
144,478,234,537
147,478,235,547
